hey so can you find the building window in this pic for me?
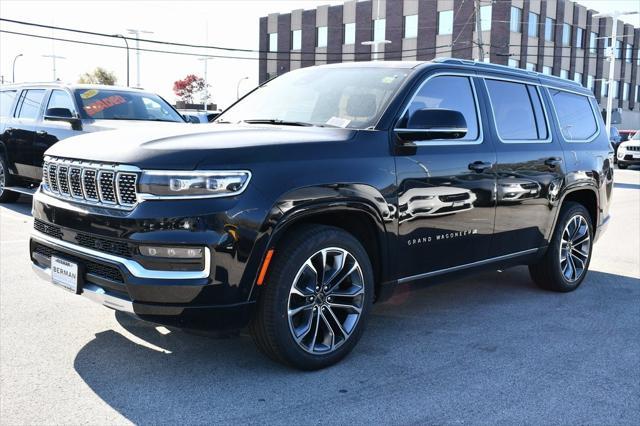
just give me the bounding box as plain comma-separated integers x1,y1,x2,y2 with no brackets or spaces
612,80,619,98
589,32,597,54
317,26,328,48
623,83,630,101
543,65,552,75
373,18,386,42
575,28,584,49
545,17,555,42
528,12,539,38
269,33,278,52
508,58,519,68
480,6,492,31
574,72,582,84
562,23,571,46
587,75,594,92
560,69,568,80
292,29,301,50
510,7,522,33
404,14,418,39
344,22,356,44
526,62,535,71
625,43,632,63
601,81,608,98
636,85,640,102
438,10,454,35
616,40,623,59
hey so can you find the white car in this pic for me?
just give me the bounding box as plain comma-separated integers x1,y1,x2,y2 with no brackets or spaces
616,131,640,169
399,186,477,222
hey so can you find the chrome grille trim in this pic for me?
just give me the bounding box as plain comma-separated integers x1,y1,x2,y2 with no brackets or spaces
42,156,141,210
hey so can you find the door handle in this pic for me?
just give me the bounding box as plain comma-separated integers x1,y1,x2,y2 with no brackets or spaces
36,130,48,136
544,157,563,167
468,161,493,172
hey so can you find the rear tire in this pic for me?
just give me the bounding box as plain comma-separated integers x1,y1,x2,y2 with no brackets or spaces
529,202,593,292
0,154,20,203
250,225,374,370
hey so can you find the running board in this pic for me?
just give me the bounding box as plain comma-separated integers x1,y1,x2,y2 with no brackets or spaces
4,186,37,196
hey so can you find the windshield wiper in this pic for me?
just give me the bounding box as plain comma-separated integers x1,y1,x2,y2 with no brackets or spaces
242,119,314,127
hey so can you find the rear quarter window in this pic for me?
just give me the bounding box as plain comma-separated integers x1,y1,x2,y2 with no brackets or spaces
548,89,598,141
0,90,17,117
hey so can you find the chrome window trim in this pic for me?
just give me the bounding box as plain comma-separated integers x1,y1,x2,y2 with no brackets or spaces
482,77,553,144
31,230,212,280
394,72,484,146
137,170,252,200
544,86,601,144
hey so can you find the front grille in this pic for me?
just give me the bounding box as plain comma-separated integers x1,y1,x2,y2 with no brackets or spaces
439,193,470,202
32,242,125,283
42,156,139,210
33,219,133,258
627,146,640,152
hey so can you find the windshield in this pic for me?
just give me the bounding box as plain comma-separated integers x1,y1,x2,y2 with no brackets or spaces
216,67,410,129
632,131,640,140
74,88,184,122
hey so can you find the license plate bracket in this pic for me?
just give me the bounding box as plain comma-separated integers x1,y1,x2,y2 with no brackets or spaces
51,256,82,294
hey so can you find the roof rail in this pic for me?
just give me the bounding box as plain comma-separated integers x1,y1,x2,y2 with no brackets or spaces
432,57,583,88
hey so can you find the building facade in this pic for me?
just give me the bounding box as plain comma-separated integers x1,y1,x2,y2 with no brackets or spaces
259,0,640,129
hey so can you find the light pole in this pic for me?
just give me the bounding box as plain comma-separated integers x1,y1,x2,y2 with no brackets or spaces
236,76,249,99
198,57,214,110
593,11,638,136
361,40,392,61
114,34,130,87
127,28,154,87
41,54,66,81
12,53,23,83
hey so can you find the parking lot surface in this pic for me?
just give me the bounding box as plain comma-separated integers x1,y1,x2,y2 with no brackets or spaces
1,169,639,425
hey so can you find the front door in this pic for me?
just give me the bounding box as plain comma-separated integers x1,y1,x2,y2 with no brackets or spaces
394,73,497,280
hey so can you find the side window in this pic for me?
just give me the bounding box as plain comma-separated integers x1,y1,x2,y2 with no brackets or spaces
548,89,598,141
16,89,46,120
47,90,76,113
485,79,548,142
402,75,480,141
0,90,17,117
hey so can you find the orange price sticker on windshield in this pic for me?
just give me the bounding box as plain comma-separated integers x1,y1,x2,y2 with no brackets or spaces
84,95,127,116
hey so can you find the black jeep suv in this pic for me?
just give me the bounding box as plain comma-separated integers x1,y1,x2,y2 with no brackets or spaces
29,59,613,369
0,83,186,201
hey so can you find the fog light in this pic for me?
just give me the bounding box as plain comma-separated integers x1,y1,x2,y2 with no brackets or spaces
139,246,203,259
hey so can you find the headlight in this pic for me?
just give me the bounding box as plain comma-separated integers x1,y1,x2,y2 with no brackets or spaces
138,170,251,199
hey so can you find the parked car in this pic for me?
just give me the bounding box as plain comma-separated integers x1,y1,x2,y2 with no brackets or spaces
619,129,637,143
0,83,187,201
616,131,640,169
28,59,612,369
177,109,221,123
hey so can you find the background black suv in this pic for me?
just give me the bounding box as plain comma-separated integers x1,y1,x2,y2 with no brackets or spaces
28,59,612,369
0,83,186,201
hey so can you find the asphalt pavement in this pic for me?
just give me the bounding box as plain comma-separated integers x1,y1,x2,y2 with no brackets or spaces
1,168,638,425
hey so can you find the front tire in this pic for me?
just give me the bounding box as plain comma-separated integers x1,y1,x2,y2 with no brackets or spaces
529,202,593,292
250,225,374,370
617,162,628,169
0,154,20,203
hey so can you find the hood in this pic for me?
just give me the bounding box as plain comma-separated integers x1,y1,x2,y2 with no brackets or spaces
45,124,357,169
621,139,640,149
82,119,188,132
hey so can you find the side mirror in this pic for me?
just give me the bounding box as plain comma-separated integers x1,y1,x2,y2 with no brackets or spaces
44,108,82,131
395,108,467,142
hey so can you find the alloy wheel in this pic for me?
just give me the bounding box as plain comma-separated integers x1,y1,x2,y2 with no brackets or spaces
287,247,365,354
559,215,591,282
0,160,5,195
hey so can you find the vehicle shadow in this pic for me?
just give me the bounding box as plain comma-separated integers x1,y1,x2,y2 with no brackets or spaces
72,267,640,424
0,196,32,217
614,182,640,190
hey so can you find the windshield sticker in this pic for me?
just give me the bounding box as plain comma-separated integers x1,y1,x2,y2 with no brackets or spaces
84,95,127,117
326,116,351,128
80,89,99,99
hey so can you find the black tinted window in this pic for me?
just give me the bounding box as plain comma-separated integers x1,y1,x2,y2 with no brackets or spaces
0,90,16,117
549,89,598,141
47,90,76,113
485,80,543,141
17,89,46,119
404,75,479,140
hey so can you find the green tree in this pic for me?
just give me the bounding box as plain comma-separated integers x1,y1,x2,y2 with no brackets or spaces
78,67,118,85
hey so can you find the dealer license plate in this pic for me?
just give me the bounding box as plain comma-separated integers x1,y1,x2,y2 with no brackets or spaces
51,256,79,293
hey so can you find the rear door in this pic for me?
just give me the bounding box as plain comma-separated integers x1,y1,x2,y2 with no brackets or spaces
479,76,566,256
5,88,47,180
394,71,497,279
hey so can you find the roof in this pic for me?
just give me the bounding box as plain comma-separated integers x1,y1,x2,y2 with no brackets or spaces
0,82,150,93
